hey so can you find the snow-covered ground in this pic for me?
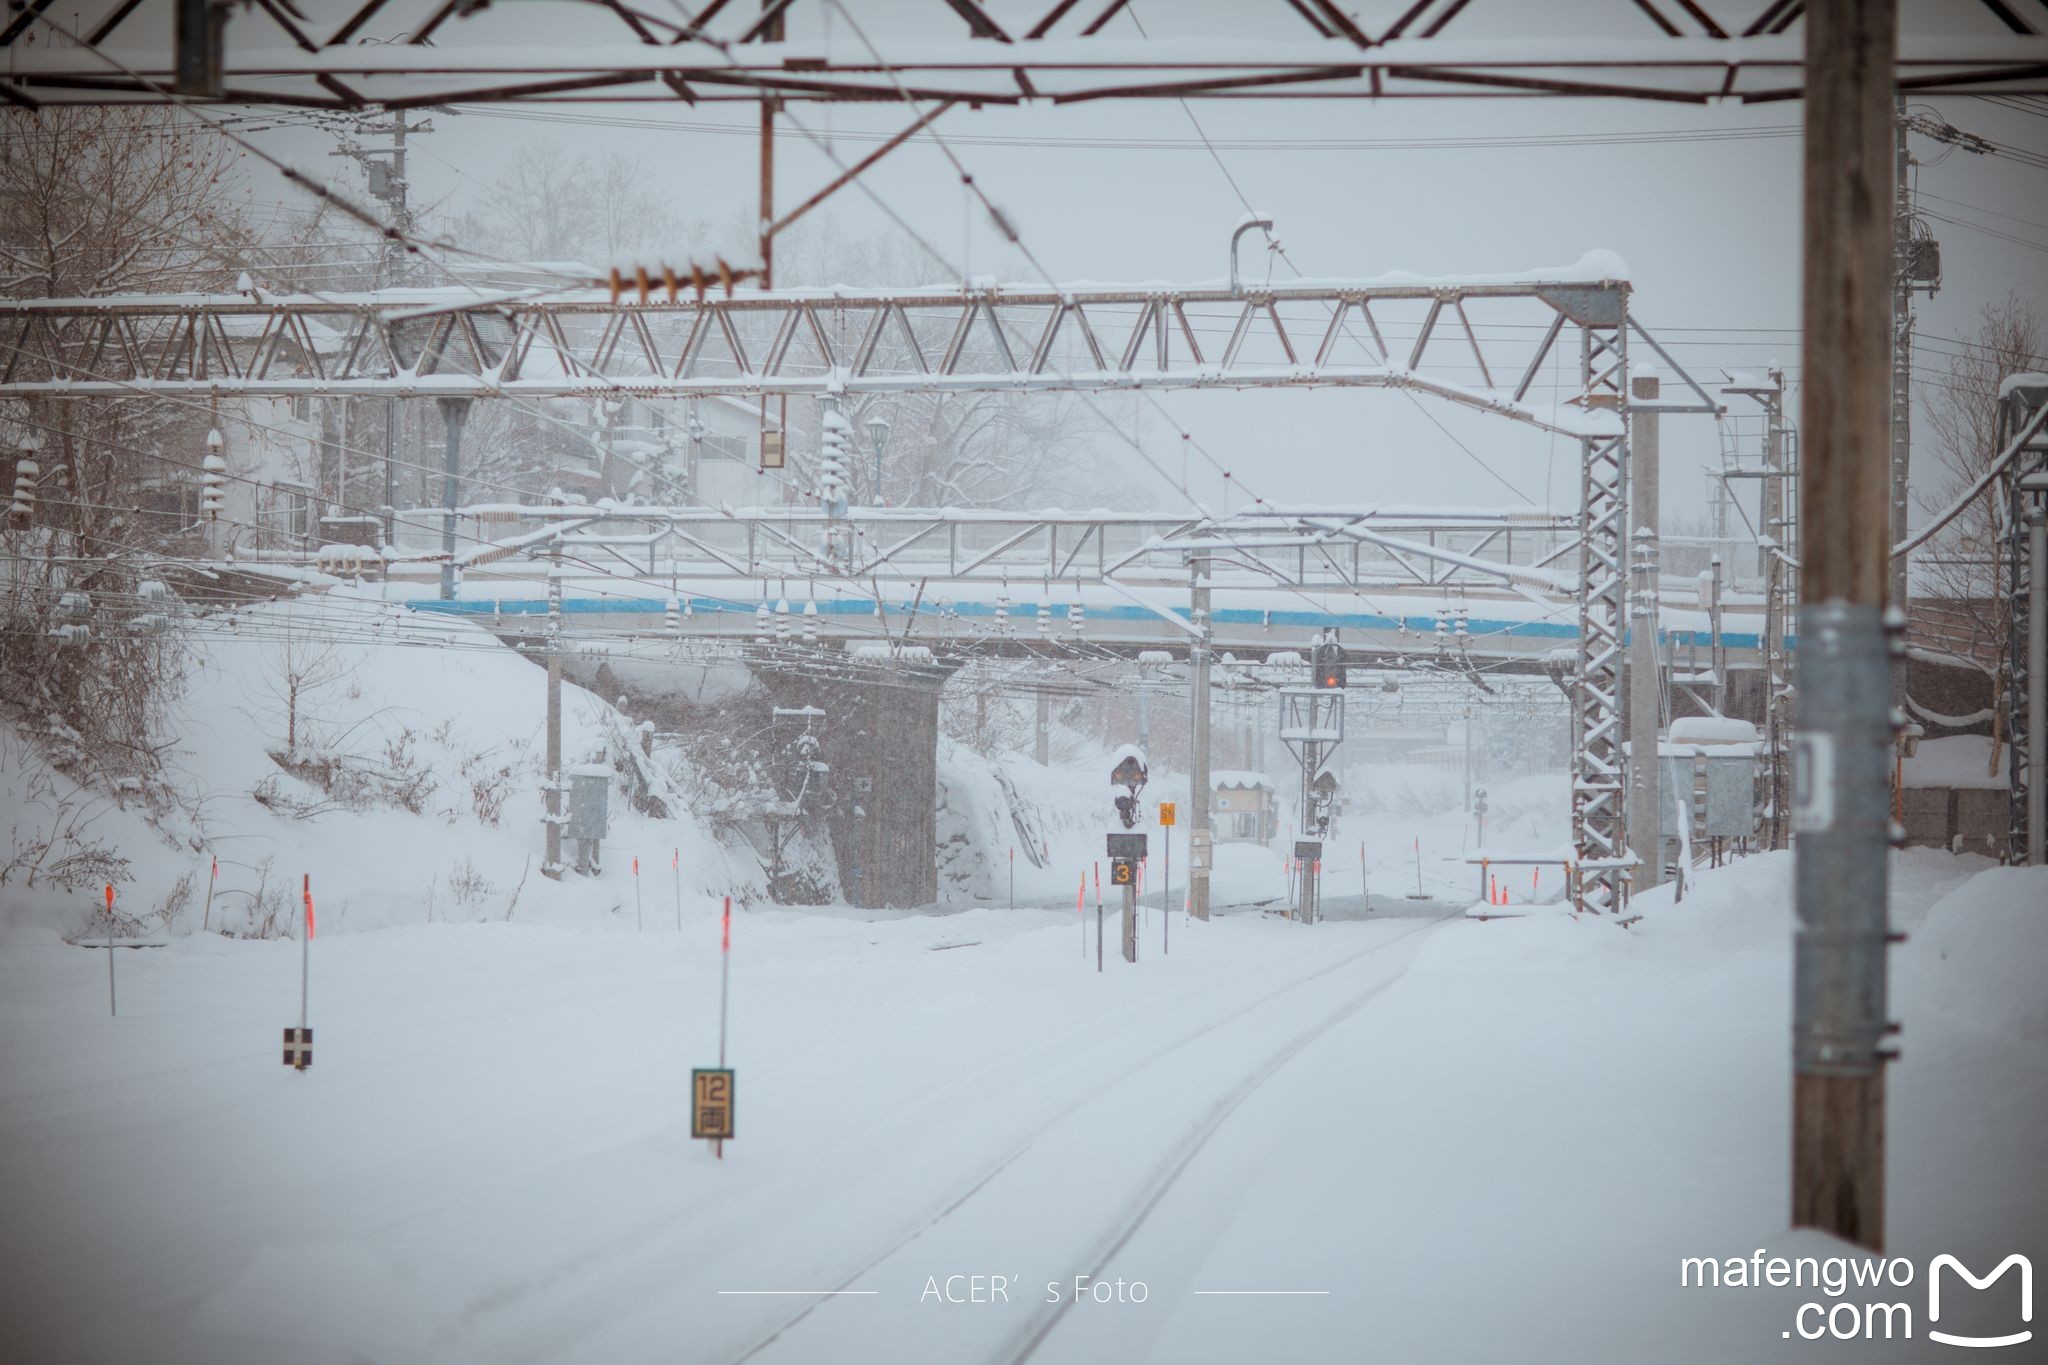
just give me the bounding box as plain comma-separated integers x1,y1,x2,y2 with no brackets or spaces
2,846,2039,1364
2,596,2041,1364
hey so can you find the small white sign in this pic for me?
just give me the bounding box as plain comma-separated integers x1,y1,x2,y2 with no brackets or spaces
1791,732,1835,833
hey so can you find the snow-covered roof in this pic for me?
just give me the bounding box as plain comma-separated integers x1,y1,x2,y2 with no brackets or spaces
1211,770,1273,791
1667,717,1759,747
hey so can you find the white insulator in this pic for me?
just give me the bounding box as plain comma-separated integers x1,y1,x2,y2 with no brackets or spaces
801,599,818,644
53,622,91,647
10,456,37,520
138,580,170,604
132,612,170,637
56,590,90,622
664,596,681,636
994,592,1009,633
1067,601,1084,635
1455,607,1469,638
774,598,791,642
201,449,227,518
1037,601,1052,637
755,602,771,643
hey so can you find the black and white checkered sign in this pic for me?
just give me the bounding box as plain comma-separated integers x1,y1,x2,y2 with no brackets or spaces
282,1026,313,1070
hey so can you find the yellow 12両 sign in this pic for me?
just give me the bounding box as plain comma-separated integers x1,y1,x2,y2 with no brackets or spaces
692,1068,734,1140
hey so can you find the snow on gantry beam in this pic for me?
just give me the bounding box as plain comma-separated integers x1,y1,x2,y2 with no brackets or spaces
0,265,1643,437
5,0,2045,106
396,504,1584,597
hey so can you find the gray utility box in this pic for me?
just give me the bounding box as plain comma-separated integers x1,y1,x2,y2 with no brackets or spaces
1658,751,1761,841
566,766,611,875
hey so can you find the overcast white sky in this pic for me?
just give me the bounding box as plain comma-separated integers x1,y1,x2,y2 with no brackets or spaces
229,0,2048,530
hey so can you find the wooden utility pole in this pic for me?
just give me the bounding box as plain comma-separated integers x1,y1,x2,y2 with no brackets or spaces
1792,0,1896,1252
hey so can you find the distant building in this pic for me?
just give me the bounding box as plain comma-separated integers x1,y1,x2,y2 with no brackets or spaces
1211,770,1276,844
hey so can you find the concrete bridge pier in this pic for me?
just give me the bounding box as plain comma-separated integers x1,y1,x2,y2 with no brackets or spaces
759,653,954,909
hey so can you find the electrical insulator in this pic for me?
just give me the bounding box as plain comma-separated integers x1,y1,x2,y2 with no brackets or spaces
10,450,38,524
755,602,771,644
818,408,850,513
202,428,227,520
52,622,91,648
132,612,170,637
1037,601,1052,638
56,590,90,622
801,599,819,645
774,598,791,643
994,592,1009,635
1455,606,1469,642
664,597,681,636
1068,600,1084,636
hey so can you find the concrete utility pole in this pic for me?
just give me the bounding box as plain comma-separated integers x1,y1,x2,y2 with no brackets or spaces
1188,556,1214,920
2026,472,2046,867
332,109,422,545
1035,690,1050,766
1792,0,1897,1253
1629,372,1664,889
543,543,565,880
437,398,469,601
1888,97,1916,644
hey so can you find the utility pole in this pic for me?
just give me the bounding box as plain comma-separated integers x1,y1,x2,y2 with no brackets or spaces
758,0,786,504
1792,0,1896,1254
1629,371,1664,889
1188,556,1214,921
332,110,425,546
437,398,469,601
1035,689,1050,766
543,543,565,880
1888,96,1916,641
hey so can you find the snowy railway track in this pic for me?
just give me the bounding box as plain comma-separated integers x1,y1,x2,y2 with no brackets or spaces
718,912,1452,1365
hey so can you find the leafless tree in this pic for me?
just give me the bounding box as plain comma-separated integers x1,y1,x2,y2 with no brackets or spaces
0,110,248,780
461,141,705,267
1916,293,2046,773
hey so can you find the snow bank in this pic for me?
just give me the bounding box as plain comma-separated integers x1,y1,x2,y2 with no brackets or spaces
0,595,765,941
1900,865,2048,1042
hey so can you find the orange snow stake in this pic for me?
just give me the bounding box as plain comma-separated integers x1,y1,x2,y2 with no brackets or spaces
102,883,116,1016
672,847,682,931
633,855,643,931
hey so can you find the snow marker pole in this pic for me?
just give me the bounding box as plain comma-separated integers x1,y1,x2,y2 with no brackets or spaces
1414,837,1424,898
673,848,681,931
1162,821,1170,957
717,895,730,1160
300,875,312,1035
1078,873,1086,958
104,883,116,1018
202,854,217,933
633,855,642,931
1008,846,1014,911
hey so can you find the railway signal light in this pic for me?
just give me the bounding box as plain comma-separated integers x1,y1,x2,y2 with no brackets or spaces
1313,641,1346,690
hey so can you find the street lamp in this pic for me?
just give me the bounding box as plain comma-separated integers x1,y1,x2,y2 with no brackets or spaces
865,413,891,505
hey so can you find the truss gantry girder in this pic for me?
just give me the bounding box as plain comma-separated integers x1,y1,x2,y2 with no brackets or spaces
0,273,1712,437
4,0,2045,107
436,503,1581,598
